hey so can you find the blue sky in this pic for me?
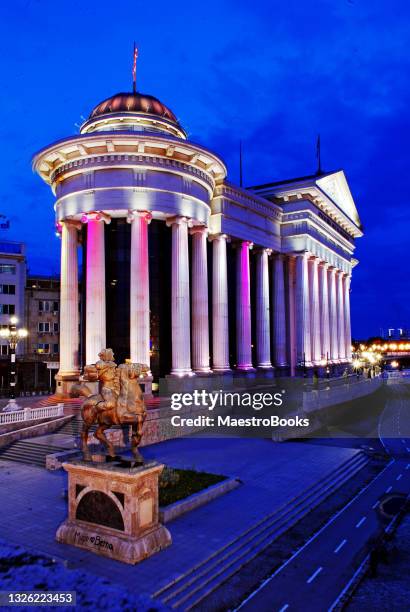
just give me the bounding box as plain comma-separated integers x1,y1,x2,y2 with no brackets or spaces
1,0,409,337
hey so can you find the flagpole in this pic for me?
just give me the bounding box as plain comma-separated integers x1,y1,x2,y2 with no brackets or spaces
132,42,138,93
316,134,322,175
239,140,243,187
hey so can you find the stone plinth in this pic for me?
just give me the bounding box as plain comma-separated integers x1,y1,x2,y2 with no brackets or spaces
56,460,171,564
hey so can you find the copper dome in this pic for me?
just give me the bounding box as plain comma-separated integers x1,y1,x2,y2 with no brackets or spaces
89,92,178,123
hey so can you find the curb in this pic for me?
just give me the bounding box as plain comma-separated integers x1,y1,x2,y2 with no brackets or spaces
159,477,241,523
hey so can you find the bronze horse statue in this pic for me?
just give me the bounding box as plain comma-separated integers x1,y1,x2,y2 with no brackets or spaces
73,349,150,462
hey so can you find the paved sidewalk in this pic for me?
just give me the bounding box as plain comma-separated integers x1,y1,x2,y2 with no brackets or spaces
0,437,358,599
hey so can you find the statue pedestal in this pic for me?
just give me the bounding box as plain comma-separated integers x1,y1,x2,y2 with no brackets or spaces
56,459,171,564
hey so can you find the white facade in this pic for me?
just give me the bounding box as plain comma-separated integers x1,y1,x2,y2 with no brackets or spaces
33,90,362,392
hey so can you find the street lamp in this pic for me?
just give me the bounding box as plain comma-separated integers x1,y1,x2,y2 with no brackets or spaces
0,316,28,411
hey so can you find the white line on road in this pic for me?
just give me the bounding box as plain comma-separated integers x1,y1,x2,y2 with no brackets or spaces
235,461,395,611
396,474,402,481
334,539,347,553
386,485,393,493
307,567,323,584
356,516,367,528
278,605,289,612
372,500,379,509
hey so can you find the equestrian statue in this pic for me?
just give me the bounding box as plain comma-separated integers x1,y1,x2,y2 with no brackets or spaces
73,349,149,462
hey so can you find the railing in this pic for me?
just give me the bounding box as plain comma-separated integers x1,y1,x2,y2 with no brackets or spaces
0,403,64,426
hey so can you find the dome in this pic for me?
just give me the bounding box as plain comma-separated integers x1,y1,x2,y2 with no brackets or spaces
89,92,179,123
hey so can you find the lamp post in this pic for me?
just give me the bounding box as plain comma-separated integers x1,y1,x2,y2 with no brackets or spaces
0,316,28,411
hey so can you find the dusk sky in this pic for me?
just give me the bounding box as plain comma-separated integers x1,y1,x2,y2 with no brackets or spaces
1,0,409,338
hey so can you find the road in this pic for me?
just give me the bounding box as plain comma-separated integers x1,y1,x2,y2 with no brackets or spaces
238,382,410,612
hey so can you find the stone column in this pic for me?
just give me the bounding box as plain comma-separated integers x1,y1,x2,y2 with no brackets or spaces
167,216,192,375
318,262,331,362
129,210,151,370
85,213,108,365
272,253,287,367
287,256,297,376
236,241,253,370
255,248,272,368
57,221,80,382
309,257,321,364
344,274,352,361
295,252,312,367
328,267,338,362
211,234,230,371
190,226,210,373
337,270,346,361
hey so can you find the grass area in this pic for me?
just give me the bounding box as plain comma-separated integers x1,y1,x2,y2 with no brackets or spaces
159,467,226,507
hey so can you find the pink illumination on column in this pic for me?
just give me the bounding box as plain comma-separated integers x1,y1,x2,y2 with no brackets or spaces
85,213,108,364
58,221,79,378
287,256,297,376
211,234,230,371
190,226,211,373
309,257,321,364
295,252,312,367
318,262,331,361
272,253,287,368
129,211,151,370
167,216,192,376
236,241,253,370
337,270,346,361
328,267,338,361
255,248,272,368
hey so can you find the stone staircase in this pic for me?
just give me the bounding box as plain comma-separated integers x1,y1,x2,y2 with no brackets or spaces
0,440,67,468
154,451,370,610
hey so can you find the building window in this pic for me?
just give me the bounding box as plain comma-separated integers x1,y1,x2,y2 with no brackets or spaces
36,343,50,354
0,304,15,314
0,264,16,275
53,343,59,354
53,322,59,333
39,300,59,313
0,344,9,355
0,284,15,294
38,322,51,333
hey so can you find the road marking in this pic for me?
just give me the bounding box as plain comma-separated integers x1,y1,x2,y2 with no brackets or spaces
372,500,379,509
235,461,395,611
334,539,347,553
386,485,393,493
307,567,323,584
278,605,289,612
396,474,402,481
356,516,367,528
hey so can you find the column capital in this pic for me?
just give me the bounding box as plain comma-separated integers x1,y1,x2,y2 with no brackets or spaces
81,211,111,224
166,215,192,228
189,224,208,236
127,210,152,224
318,260,330,269
232,239,253,250
208,233,230,243
60,219,81,231
254,247,272,256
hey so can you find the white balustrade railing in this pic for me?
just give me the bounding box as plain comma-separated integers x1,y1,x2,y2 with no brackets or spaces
0,403,64,426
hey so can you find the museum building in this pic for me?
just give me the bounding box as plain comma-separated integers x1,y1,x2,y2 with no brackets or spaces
33,87,363,394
